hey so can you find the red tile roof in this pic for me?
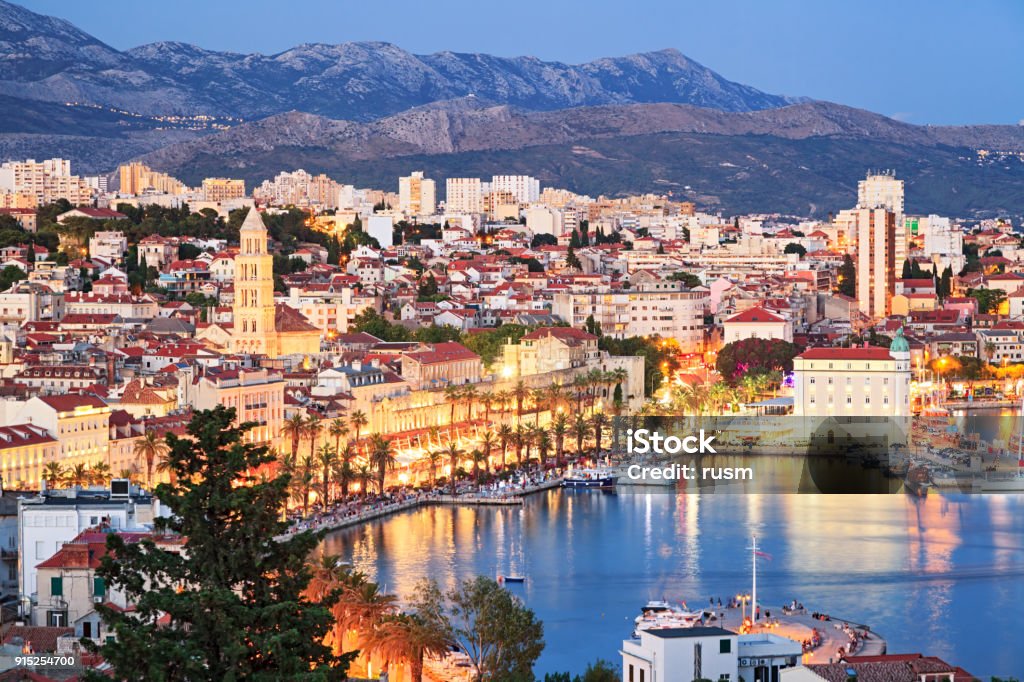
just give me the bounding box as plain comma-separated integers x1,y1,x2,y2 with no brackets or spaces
798,346,894,360
725,307,786,324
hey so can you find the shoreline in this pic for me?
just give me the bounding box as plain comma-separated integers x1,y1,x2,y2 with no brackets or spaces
278,477,563,540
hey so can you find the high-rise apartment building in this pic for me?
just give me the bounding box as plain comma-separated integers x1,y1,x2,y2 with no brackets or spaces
855,208,897,319
118,162,187,195
0,158,92,206
445,177,483,213
201,178,246,202
398,171,436,216
253,169,339,208
491,175,540,204
858,171,906,266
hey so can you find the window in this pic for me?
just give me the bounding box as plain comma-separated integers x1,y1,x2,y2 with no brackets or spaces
94,576,106,597
51,576,63,596
629,665,634,682
35,541,46,559
719,638,732,654
809,377,815,385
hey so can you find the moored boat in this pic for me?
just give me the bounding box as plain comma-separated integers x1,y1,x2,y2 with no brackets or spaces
562,467,617,489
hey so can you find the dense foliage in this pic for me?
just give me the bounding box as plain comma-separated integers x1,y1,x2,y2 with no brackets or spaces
86,407,352,681
715,337,801,382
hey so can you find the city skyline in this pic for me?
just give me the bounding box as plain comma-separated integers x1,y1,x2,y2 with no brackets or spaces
12,0,1024,126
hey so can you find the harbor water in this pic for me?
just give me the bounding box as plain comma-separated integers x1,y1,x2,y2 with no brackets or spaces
320,479,1024,678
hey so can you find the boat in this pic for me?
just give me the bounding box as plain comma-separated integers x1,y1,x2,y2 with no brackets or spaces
631,600,706,637
498,575,526,584
904,465,932,497
562,467,617,489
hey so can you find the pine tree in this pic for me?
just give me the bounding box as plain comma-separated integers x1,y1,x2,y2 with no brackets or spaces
85,407,353,681
838,254,856,297
566,245,582,270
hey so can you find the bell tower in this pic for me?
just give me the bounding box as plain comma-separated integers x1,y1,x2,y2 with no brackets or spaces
232,208,279,356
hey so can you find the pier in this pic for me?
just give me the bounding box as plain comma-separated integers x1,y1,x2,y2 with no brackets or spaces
713,604,886,664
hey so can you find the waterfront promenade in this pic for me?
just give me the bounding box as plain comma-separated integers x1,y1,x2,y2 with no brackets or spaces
277,475,563,540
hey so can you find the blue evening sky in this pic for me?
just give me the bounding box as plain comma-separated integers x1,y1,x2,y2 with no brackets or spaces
18,0,1024,125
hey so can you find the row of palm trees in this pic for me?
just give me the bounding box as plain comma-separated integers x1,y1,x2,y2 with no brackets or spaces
442,368,629,426
661,372,781,415
41,461,121,489
306,557,445,682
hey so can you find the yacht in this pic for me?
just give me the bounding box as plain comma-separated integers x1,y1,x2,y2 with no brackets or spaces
562,467,617,489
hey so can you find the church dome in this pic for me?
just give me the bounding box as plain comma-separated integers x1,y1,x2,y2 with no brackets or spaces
889,327,910,354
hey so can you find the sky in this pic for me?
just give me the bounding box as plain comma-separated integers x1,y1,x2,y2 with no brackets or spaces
18,0,1024,125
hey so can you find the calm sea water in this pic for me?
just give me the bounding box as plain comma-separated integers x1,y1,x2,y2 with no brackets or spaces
320,484,1024,678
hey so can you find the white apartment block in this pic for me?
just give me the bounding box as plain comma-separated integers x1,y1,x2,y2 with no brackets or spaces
398,171,436,216
491,175,540,204
0,158,92,206
552,288,707,352
792,335,912,417
88,231,128,263
445,178,483,213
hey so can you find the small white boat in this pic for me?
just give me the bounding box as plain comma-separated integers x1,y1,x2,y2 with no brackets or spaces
562,467,617,489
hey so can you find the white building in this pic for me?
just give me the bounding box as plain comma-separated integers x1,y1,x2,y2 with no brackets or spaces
857,170,904,223
722,307,793,345
445,178,483,214
552,288,708,352
366,214,395,248
17,487,160,618
792,331,912,417
621,627,738,682
88,231,128,264
491,175,540,204
398,171,436,216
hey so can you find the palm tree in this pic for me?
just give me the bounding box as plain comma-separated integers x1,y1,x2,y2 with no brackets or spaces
494,389,511,419
368,434,397,494
496,424,513,470
424,449,443,488
552,413,569,467
118,467,138,483
360,612,450,682
64,463,89,488
356,464,374,498
281,412,306,463
444,384,462,428
333,459,355,499
298,454,315,515
341,580,398,659
155,447,178,485
480,390,494,426
441,443,464,495
531,387,547,426
349,409,369,450
513,424,528,466
535,429,551,469
592,412,609,456
520,425,536,465
42,462,65,489
572,373,589,413
478,430,496,476
329,417,348,453
512,380,528,425
573,415,591,456
132,430,168,487
304,415,323,463
316,444,338,507
470,449,485,488
88,462,112,486
547,382,568,416
461,384,478,423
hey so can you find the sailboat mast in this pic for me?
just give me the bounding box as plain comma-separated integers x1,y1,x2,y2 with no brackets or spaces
751,535,757,624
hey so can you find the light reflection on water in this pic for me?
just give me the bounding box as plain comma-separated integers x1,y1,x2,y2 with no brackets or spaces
320,487,1024,678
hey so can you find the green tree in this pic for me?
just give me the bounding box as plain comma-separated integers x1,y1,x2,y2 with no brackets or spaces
84,406,353,680
716,338,802,382
412,576,544,682
838,254,856,297
667,271,702,288
967,287,1006,314
0,264,26,291
566,245,582,270
783,242,806,257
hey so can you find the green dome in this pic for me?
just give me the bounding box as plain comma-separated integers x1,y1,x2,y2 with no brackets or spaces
890,327,910,353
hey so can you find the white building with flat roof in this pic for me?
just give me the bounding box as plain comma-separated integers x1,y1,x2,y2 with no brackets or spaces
621,627,738,682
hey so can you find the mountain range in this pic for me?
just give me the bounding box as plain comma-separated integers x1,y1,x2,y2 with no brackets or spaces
1,0,1022,218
